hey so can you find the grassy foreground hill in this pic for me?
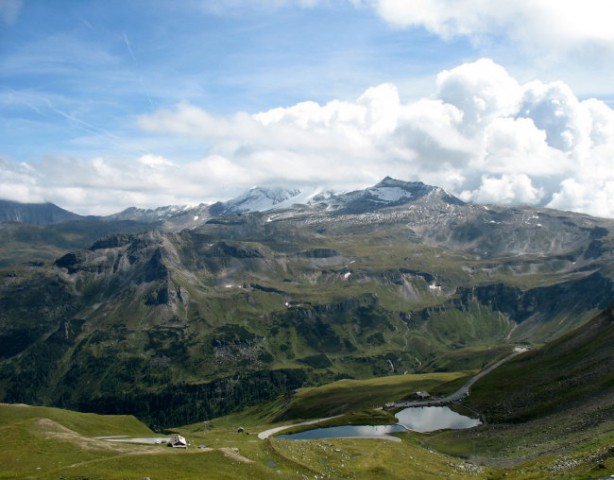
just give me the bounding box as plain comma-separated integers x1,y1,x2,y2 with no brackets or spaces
1,306,612,479
0,372,472,480
0,344,611,480
0,403,284,480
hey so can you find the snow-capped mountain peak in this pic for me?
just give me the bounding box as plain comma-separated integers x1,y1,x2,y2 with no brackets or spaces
308,177,463,214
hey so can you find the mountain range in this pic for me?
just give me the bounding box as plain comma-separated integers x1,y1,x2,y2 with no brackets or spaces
1,177,458,230
109,177,463,229
1,177,613,427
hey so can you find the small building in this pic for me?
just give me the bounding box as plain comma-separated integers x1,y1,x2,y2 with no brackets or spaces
416,391,431,399
168,434,188,448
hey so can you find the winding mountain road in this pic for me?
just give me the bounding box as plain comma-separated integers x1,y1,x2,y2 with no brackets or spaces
390,346,528,408
258,415,343,439
257,347,528,440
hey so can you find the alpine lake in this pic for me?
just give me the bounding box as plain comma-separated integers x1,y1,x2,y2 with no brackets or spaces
278,406,481,441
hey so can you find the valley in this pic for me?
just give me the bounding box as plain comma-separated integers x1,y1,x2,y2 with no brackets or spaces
0,178,613,478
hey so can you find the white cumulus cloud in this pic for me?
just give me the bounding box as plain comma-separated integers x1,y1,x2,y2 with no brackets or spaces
4,58,614,218
365,0,614,55
135,58,614,218
460,174,544,205
436,59,522,135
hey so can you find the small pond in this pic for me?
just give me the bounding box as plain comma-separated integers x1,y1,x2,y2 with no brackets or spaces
277,406,481,440
277,424,406,441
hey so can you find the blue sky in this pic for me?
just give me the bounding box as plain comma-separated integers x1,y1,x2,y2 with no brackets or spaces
2,0,614,216
1,1,470,158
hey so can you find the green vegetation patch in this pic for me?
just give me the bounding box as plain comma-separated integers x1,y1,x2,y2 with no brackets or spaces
0,403,152,437
467,306,614,423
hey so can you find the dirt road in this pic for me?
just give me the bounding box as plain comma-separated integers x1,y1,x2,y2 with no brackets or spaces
391,347,528,408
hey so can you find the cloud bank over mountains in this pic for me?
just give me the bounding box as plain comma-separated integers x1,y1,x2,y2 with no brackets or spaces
2,58,613,217
139,57,614,218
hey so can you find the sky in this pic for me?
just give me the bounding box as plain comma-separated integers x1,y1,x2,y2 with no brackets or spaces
2,0,614,217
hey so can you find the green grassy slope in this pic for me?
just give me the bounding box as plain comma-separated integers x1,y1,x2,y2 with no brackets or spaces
466,304,614,422
417,305,614,477
1,355,612,480
0,402,473,480
0,403,304,480
0,403,152,437
0,404,155,480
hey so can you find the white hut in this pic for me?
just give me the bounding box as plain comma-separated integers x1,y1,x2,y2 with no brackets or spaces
168,434,188,448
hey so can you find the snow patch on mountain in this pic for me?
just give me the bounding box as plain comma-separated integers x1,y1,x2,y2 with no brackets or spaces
369,186,413,202
222,186,303,213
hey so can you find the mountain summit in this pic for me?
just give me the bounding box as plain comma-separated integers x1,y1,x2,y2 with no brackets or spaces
311,177,464,214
